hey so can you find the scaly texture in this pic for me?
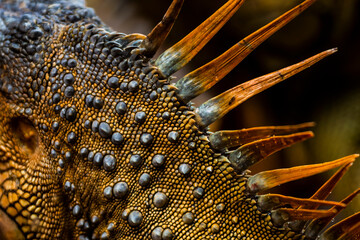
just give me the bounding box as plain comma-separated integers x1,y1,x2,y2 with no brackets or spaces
0,0,358,240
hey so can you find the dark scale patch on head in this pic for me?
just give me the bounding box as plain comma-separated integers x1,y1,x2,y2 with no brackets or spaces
50,67,58,77
121,209,130,220
216,203,225,212
107,223,115,232
29,27,44,40
83,221,90,231
120,82,128,92
211,224,220,233
25,108,32,115
149,90,158,101
50,149,57,158
84,120,91,129
77,219,85,229
59,159,65,168
87,151,95,162
64,181,71,192
162,111,170,120
54,141,61,150
52,93,61,103
65,151,72,161
59,108,67,118
26,44,36,55
188,142,196,149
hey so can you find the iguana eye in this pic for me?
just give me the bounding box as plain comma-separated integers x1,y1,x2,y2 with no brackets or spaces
9,117,39,155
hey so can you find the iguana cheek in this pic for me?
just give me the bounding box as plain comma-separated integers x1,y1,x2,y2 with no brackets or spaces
9,117,39,156
0,208,25,240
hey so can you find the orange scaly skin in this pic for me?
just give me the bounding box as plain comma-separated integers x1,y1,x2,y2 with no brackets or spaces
0,0,358,239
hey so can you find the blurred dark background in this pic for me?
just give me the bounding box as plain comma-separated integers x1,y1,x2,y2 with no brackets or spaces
87,0,360,220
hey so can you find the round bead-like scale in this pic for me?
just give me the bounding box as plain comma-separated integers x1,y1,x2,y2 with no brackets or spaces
153,192,169,208
216,203,225,212
193,187,205,199
93,152,103,166
152,154,165,167
179,163,191,175
113,181,129,199
151,227,163,240
111,132,124,145
72,205,82,218
108,76,119,88
103,186,113,199
139,173,151,187
135,111,146,124
103,155,116,171
128,80,139,92
99,122,112,138
140,133,153,146
128,210,143,227
182,212,194,225
129,154,142,167
116,101,127,115
162,228,174,240
167,131,179,143
67,131,76,144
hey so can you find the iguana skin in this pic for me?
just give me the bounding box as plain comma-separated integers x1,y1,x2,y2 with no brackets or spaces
0,1,355,240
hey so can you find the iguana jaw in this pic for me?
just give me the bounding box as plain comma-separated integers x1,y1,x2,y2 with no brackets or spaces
0,208,25,240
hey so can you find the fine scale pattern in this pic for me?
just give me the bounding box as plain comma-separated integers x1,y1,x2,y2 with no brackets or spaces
0,0,359,239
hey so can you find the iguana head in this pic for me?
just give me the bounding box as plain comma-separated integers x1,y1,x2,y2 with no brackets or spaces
0,0,359,239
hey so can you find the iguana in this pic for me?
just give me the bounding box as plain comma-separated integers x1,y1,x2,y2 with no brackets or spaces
0,0,359,239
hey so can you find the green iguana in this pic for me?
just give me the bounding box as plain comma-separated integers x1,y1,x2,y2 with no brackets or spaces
0,0,359,239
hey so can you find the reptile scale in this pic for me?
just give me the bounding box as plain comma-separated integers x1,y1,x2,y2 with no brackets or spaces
0,0,359,239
